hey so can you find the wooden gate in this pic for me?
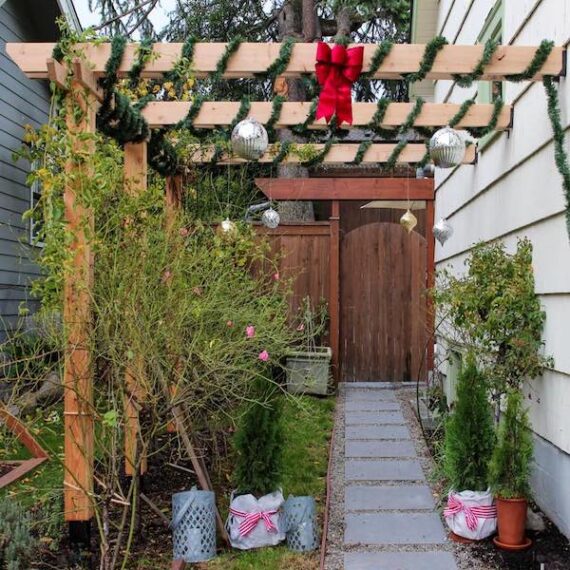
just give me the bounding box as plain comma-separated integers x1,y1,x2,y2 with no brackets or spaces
340,222,427,382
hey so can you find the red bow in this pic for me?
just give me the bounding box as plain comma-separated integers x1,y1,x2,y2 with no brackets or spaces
229,507,278,536
315,42,364,126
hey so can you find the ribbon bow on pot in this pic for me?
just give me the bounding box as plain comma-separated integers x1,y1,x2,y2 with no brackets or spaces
315,42,364,126
229,507,278,536
444,493,497,531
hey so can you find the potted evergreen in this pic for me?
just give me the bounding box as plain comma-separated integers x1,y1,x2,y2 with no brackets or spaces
443,355,496,541
286,297,331,396
489,389,534,550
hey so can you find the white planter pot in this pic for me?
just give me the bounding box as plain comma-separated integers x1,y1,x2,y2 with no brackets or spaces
285,347,331,396
444,489,497,541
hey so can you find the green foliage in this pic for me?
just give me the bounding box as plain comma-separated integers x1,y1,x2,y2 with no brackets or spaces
234,374,284,496
295,296,329,351
489,390,534,499
0,499,36,570
443,355,495,491
434,239,552,394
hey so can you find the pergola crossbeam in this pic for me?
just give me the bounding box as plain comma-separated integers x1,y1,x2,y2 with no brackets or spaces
7,43,565,81
188,143,476,164
142,101,512,130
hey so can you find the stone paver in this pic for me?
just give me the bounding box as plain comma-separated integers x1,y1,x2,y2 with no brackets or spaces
345,410,406,425
345,424,411,440
345,390,397,401
345,512,447,545
345,459,425,481
345,440,416,458
345,400,401,411
345,484,435,511
344,551,457,570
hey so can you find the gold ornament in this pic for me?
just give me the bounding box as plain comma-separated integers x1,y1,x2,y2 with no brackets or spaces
400,209,418,233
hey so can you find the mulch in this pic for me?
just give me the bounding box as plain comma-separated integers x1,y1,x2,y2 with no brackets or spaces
0,461,17,479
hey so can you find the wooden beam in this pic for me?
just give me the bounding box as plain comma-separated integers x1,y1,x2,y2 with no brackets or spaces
256,178,435,201
190,143,476,165
123,142,148,477
329,201,340,387
63,82,96,522
253,222,331,236
71,59,105,103
7,43,565,81
142,101,512,130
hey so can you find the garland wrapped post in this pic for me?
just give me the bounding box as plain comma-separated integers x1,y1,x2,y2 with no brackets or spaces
544,76,570,239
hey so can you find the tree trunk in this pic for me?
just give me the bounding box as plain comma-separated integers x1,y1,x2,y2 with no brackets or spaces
276,0,315,222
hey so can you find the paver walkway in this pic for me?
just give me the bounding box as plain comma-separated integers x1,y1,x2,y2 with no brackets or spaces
326,382,458,570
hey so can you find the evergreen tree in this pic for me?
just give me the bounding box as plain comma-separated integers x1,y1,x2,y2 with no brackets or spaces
489,390,534,499
234,372,284,495
443,355,495,491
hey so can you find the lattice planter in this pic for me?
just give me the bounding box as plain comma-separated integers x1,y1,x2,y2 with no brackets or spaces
286,347,331,396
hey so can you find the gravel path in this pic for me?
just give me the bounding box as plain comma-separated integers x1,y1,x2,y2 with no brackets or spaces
324,382,467,570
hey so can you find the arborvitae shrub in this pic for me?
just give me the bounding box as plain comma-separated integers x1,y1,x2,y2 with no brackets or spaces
443,355,495,491
234,369,284,495
489,390,534,499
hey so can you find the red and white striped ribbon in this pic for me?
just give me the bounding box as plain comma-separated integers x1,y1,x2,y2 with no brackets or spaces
229,507,278,536
444,494,497,531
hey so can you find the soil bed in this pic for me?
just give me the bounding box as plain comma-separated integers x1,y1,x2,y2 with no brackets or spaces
0,461,17,479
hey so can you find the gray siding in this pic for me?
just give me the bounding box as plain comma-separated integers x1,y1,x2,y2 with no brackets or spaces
0,0,54,334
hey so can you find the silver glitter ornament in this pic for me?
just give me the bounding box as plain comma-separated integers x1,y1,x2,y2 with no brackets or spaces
231,118,269,160
261,207,280,229
217,218,237,237
433,218,454,246
429,126,466,168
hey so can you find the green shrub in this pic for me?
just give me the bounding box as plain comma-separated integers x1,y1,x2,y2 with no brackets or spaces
489,390,534,499
443,355,495,491
234,371,284,495
0,499,36,570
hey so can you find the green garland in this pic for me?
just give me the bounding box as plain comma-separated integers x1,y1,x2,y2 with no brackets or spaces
266,95,285,138
211,36,243,83
507,39,554,82
271,140,291,166
292,98,318,136
452,39,498,88
448,99,476,128
544,76,570,238
470,97,504,138
367,98,394,139
361,41,394,79
302,138,335,168
404,36,448,84
352,140,372,165
255,38,295,80
128,37,154,88
385,139,408,170
229,96,252,131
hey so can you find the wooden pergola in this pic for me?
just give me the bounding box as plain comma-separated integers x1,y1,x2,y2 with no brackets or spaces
6,40,565,530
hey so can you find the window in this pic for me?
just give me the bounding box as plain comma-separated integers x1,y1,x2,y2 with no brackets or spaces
29,162,44,247
477,0,504,148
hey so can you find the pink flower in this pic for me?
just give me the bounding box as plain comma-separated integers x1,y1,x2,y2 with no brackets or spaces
192,287,203,296
161,270,173,284
179,227,189,237
258,350,269,362
296,323,305,332
246,325,256,338
272,272,280,281
226,320,233,327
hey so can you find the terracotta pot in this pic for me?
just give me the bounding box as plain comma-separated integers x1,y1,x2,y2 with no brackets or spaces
495,497,528,546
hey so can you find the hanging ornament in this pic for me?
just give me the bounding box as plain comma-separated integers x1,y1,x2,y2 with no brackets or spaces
400,209,418,234
261,207,280,229
429,126,466,168
433,218,454,246
231,118,269,160
217,217,237,237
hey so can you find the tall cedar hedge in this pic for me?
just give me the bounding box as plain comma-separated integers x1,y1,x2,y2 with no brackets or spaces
444,356,495,491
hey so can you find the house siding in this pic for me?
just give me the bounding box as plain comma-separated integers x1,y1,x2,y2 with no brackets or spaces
0,0,54,334
425,0,570,537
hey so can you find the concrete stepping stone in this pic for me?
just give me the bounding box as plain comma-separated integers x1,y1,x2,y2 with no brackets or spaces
345,440,416,458
345,400,401,411
345,391,397,401
345,459,425,481
345,512,447,545
345,484,435,511
345,410,406,425
344,382,399,389
345,551,457,570
346,425,411,440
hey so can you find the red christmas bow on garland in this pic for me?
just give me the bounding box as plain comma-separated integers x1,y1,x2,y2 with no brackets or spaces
315,42,364,126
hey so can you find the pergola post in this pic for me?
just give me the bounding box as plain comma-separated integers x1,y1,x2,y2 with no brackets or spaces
63,83,95,528
123,142,149,477
425,200,436,375
329,201,340,385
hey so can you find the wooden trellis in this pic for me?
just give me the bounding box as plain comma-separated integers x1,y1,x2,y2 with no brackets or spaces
6,40,565,526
